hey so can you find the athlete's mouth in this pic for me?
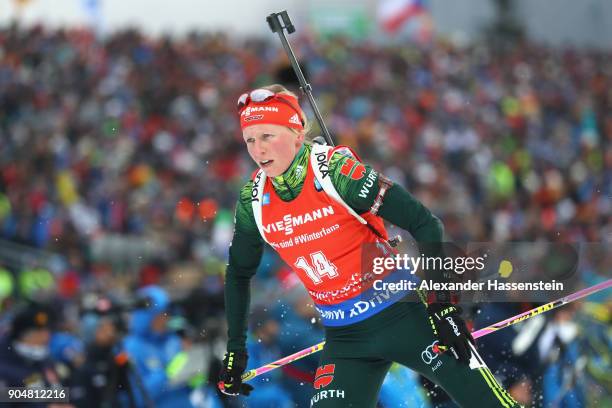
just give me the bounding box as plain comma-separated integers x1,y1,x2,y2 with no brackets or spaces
260,159,273,168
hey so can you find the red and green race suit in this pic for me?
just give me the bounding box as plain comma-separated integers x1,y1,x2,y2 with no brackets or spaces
251,143,418,327
224,143,520,408
225,142,444,350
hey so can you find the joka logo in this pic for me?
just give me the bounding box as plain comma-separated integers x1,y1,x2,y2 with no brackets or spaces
421,340,440,365
315,152,330,179
251,171,263,203
262,193,270,206
314,364,335,389
314,178,323,192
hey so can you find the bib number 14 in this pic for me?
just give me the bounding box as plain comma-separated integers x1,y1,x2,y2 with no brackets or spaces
294,251,338,284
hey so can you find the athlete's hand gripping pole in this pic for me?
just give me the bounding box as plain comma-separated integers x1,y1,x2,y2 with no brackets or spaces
426,303,474,364
241,279,612,382
267,11,335,146
218,351,254,396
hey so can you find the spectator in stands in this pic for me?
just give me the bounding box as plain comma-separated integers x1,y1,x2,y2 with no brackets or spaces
0,303,74,407
122,285,197,407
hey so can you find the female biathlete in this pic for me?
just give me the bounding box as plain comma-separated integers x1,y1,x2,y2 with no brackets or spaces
218,84,520,408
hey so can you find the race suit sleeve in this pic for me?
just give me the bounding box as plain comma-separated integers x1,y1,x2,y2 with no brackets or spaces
329,152,444,243
329,153,446,284
225,181,264,352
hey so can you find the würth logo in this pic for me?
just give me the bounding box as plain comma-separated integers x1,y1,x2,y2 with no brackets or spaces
314,364,335,389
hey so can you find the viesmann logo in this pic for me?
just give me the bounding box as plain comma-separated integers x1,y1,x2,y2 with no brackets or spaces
264,206,335,235
241,106,279,116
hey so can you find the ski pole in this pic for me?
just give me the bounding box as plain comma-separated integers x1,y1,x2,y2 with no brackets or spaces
242,279,611,382
471,278,611,338
266,10,335,146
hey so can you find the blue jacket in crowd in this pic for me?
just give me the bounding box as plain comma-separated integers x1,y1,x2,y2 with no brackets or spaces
122,286,194,408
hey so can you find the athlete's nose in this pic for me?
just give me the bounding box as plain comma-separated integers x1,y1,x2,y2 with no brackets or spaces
253,138,266,157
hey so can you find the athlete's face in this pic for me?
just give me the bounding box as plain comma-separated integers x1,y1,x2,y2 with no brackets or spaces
243,124,304,177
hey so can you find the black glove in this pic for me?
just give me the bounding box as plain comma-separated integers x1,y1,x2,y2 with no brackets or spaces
217,351,254,396
426,303,475,364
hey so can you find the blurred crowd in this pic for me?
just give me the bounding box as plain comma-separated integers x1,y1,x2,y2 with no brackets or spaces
0,22,610,407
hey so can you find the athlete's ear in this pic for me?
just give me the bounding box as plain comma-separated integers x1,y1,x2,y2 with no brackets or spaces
295,130,305,147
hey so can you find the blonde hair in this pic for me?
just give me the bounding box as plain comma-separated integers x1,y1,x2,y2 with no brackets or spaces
261,84,312,137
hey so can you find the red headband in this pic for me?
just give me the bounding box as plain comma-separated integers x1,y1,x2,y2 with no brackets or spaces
239,94,304,130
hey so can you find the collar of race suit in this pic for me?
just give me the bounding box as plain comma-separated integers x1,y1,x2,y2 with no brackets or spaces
269,143,310,201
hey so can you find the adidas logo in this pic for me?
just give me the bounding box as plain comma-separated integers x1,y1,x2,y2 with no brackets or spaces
289,113,301,125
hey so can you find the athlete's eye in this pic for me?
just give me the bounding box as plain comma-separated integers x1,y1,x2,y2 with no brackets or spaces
245,137,255,144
